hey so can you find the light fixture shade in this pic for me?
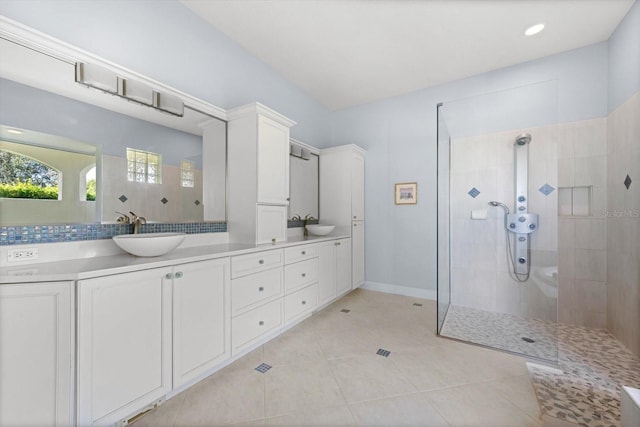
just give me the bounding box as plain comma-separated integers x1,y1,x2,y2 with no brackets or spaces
120,78,154,106
290,143,302,157
155,91,184,116
75,62,118,94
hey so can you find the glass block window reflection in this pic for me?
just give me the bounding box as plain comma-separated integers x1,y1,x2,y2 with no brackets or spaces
181,160,195,188
127,148,161,184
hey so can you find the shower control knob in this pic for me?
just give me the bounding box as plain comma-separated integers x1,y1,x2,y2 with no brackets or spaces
518,196,526,202
518,257,526,264
510,223,516,229
519,216,526,222
529,224,536,230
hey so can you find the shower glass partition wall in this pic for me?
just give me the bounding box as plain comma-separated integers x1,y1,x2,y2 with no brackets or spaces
436,81,560,363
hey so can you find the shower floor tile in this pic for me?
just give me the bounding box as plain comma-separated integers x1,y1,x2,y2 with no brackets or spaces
440,304,640,427
440,304,559,361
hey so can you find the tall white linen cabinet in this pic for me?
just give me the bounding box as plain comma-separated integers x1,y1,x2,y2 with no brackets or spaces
319,144,366,289
226,103,296,244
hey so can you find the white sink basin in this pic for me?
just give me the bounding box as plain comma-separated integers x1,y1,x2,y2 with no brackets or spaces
306,224,335,236
113,232,186,257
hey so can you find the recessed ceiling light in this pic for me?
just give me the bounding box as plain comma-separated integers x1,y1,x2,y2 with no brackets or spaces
6,129,24,135
524,23,545,36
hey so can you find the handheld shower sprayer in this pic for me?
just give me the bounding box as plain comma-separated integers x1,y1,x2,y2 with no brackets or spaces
488,201,509,214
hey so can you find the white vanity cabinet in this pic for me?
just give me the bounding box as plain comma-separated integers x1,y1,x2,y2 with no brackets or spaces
77,258,232,425
227,103,296,244
172,258,230,389
0,281,74,427
283,243,319,326
230,250,285,355
318,238,352,307
77,268,173,426
320,145,366,289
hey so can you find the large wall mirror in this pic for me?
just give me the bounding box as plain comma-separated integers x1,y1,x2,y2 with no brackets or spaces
0,35,226,227
288,139,318,221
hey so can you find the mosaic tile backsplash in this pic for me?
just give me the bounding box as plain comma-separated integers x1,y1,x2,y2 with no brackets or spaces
0,222,227,246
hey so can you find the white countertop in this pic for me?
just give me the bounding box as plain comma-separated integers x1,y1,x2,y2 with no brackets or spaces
0,233,349,284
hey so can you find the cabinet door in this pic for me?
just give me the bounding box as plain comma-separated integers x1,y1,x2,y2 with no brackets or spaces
351,152,365,221
173,258,230,388
77,268,172,426
256,204,287,244
318,240,337,306
336,238,352,296
0,282,74,427
352,221,365,288
257,115,290,205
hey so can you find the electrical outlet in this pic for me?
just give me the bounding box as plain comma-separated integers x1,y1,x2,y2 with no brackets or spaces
7,247,38,262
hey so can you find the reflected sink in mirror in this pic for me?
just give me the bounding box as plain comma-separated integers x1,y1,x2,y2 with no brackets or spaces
305,224,335,236
113,232,186,257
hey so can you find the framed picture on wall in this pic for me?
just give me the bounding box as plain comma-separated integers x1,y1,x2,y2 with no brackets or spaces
395,182,417,205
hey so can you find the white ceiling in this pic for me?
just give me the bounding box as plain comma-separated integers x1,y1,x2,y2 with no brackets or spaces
181,0,635,111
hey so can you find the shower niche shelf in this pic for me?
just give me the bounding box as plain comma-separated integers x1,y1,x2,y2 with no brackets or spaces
558,186,592,217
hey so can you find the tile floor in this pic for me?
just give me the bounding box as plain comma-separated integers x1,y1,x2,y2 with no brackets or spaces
134,289,543,426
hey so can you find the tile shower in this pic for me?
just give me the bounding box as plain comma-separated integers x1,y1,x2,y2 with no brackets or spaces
437,87,639,426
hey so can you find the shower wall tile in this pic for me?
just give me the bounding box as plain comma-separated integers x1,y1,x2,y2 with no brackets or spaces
557,158,574,187
558,274,575,325
606,91,640,358
450,125,558,322
557,248,575,279
574,117,607,158
557,218,574,249
574,218,606,250
558,122,575,160
573,279,607,313
574,155,606,188
574,249,607,282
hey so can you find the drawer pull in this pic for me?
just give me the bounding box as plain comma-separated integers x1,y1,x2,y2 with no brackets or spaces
259,321,264,326
336,242,341,246
301,300,306,305
258,259,264,265
175,271,183,279
165,273,174,280
301,273,306,277
301,251,306,255
258,286,264,292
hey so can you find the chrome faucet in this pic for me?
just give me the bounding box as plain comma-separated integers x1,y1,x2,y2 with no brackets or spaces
115,211,130,224
129,211,147,234
303,214,316,237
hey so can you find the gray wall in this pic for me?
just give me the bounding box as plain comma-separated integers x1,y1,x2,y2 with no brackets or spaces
607,0,640,112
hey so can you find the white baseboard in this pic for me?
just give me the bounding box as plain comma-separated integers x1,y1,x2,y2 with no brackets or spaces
361,281,436,301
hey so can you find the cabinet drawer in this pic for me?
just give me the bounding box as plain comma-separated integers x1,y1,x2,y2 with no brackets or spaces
232,299,282,354
284,283,317,324
231,249,283,278
231,267,283,316
284,243,318,264
284,258,319,293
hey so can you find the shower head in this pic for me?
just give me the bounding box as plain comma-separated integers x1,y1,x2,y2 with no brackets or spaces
488,201,510,214
515,133,532,146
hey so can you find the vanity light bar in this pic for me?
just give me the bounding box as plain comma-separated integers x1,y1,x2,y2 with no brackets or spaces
289,143,311,161
75,62,118,94
74,62,184,116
